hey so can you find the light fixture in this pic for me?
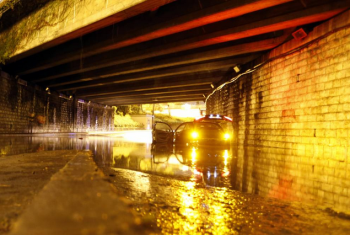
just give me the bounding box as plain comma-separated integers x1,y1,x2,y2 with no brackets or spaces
45,87,50,94
17,78,27,86
233,65,241,73
292,28,307,40
210,84,215,89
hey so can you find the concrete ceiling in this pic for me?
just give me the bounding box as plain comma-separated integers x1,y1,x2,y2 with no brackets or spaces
2,0,350,105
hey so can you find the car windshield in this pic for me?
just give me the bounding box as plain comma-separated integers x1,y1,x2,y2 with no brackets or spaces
197,119,232,133
194,122,222,131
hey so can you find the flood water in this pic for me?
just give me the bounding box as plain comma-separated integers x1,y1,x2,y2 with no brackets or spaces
1,132,350,234
0,132,232,187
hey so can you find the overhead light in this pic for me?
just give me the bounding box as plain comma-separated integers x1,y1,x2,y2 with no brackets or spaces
233,65,241,73
45,87,50,91
17,78,27,86
183,103,191,110
210,84,215,88
59,93,68,99
202,94,206,98
292,28,307,40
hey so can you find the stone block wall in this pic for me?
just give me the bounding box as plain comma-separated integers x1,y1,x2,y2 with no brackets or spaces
207,10,350,213
0,71,114,133
0,0,173,62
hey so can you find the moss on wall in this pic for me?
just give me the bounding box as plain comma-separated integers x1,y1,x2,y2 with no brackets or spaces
0,0,83,64
0,0,19,17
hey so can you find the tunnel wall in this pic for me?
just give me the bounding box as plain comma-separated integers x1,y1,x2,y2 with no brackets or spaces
207,10,350,213
0,71,114,134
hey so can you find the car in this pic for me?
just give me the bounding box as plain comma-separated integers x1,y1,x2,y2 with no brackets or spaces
152,120,231,147
194,114,233,133
152,122,174,144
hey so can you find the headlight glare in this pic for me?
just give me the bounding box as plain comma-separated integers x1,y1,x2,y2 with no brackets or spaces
224,133,230,140
191,131,199,139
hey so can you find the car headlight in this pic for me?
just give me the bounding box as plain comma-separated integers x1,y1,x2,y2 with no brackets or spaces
191,131,199,139
224,133,230,140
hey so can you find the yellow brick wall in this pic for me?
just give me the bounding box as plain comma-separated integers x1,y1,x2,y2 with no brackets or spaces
207,10,350,213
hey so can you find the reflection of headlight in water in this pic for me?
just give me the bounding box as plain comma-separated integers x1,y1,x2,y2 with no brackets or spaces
191,147,197,162
193,169,201,175
222,170,230,177
123,131,152,143
224,150,229,165
168,155,181,164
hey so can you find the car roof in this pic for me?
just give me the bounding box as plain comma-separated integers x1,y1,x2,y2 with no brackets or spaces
177,121,223,129
194,114,233,122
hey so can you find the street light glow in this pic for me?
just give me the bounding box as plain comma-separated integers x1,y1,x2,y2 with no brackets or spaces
183,103,191,110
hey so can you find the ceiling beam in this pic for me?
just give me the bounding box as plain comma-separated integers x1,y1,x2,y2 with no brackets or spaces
95,91,207,103
92,88,210,101
43,53,257,88
103,96,205,105
76,75,217,97
32,37,276,83
95,0,292,53
85,85,212,100
53,58,236,91
23,1,348,79
14,0,292,75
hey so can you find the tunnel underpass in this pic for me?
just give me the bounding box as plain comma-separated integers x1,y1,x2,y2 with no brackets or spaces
1,0,350,234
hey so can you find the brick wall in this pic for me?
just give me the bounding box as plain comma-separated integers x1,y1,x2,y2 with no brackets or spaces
207,10,350,213
0,72,114,133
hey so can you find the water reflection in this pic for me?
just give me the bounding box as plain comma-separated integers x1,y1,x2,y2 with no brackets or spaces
0,135,83,156
108,142,232,187
0,134,231,189
108,167,350,234
1,134,350,215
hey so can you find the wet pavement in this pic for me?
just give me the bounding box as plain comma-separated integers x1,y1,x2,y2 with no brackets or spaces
0,132,350,234
102,168,350,234
0,150,77,233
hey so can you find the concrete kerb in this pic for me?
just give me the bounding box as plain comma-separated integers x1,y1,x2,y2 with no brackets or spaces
9,151,144,235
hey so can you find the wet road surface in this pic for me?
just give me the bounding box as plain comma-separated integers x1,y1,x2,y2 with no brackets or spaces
0,150,77,233
0,133,350,234
101,168,350,234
